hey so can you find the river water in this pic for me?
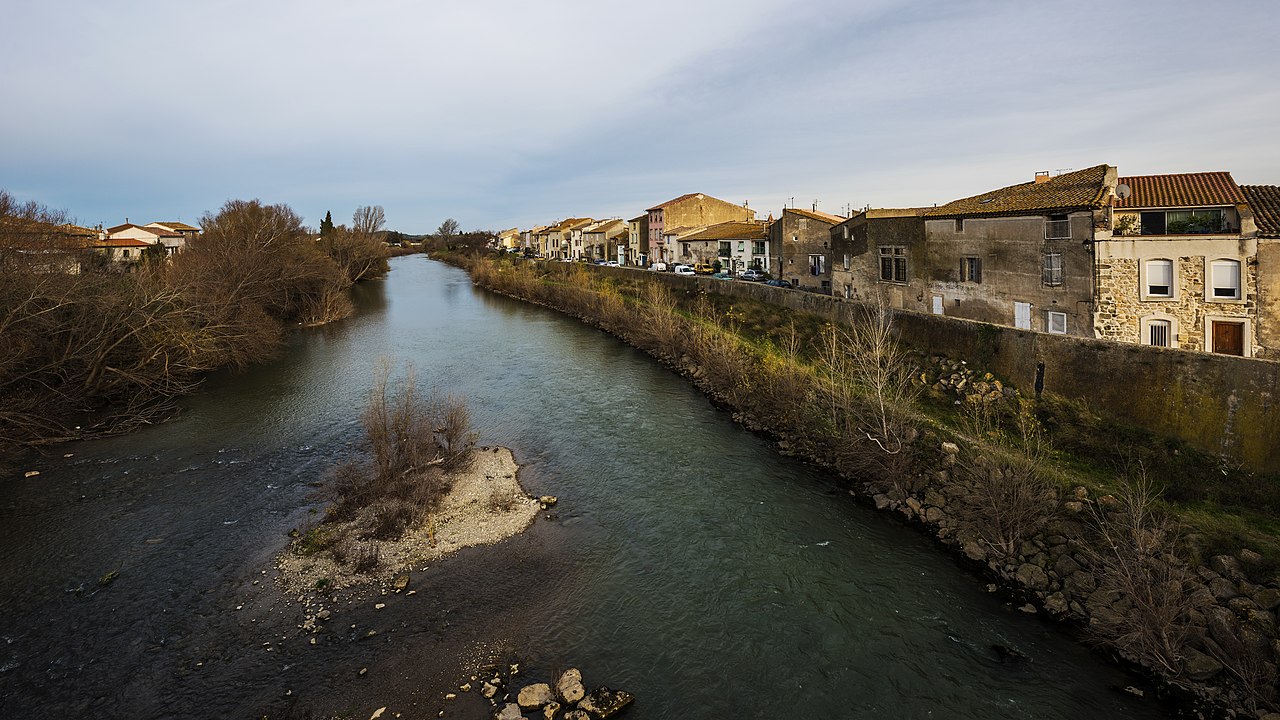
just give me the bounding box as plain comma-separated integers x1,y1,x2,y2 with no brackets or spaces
0,255,1168,719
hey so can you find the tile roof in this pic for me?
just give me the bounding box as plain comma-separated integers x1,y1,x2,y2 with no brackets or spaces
1116,172,1245,209
149,221,200,232
95,238,155,248
784,207,845,224
833,208,927,228
679,221,767,241
926,164,1113,218
583,219,624,235
1241,185,1280,236
628,214,646,223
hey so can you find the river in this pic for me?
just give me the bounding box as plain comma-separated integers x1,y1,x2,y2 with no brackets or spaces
0,255,1169,719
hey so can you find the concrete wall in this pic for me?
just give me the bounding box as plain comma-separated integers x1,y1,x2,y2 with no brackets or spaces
587,264,1280,472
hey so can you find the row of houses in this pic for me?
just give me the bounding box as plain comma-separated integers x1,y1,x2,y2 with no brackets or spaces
507,166,1280,359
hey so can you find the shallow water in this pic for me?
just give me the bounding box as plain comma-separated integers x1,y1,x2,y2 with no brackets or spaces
0,256,1168,718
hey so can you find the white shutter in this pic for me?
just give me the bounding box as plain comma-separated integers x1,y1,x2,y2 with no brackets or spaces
1212,260,1240,298
1014,302,1032,330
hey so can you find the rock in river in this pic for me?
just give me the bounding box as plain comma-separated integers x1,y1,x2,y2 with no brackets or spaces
556,668,585,704
517,683,554,710
577,687,634,718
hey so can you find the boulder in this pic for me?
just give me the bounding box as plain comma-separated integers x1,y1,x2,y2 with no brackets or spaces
556,668,585,704
1252,587,1280,611
539,495,558,509
873,494,891,510
941,442,960,455
563,712,590,720
393,574,410,592
517,683,554,710
1209,554,1245,581
1015,563,1049,591
1181,648,1224,681
577,687,634,719
543,701,561,719
496,703,526,720
1043,592,1069,616
1208,577,1240,602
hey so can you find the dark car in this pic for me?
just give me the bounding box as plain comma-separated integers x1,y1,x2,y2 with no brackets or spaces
764,279,792,288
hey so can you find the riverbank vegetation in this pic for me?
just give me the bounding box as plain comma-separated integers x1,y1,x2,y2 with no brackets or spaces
456,252,1280,716
281,361,536,595
0,193,391,458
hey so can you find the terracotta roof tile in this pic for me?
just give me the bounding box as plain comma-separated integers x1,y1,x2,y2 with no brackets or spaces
95,238,155,248
1241,185,1280,236
784,207,845,224
1116,172,1245,209
926,165,1112,218
148,221,200,232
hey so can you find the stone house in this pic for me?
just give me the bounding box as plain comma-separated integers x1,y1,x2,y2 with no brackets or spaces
581,219,627,262
768,207,845,292
541,218,592,260
829,208,926,302
920,165,1117,337
495,228,520,250
108,222,185,256
646,193,755,266
626,215,649,266
521,225,549,254
1240,184,1280,358
565,218,597,260
144,221,199,250
673,221,768,272
1096,172,1261,356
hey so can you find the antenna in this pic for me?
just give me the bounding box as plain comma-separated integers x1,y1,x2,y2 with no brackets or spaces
1116,183,1132,200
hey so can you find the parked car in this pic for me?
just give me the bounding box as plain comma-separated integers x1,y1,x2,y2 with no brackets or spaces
693,262,716,275
764,279,792,288
711,272,734,280
739,268,766,282
605,260,620,267
649,262,668,272
673,265,696,276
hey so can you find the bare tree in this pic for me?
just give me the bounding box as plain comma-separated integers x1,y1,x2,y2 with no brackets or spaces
436,218,460,239
1081,467,1196,677
352,205,386,237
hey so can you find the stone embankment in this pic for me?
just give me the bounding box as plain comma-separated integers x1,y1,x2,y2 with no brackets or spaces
453,256,1280,718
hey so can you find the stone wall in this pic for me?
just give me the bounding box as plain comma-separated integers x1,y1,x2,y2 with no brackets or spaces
598,266,1280,473
1096,256,1258,353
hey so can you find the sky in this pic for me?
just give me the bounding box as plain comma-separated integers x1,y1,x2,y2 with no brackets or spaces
3,0,1279,233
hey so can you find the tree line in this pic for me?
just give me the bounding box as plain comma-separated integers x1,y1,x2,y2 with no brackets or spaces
0,192,391,457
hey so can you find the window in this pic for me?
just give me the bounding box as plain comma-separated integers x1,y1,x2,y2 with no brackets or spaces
843,226,849,240
808,254,826,275
843,254,850,271
752,241,766,255
681,243,690,258
1147,319,1171,347
879,246,907,282
1047,311,1067,334
844,284,851,299
719,241,731,258
954,218,964,233
1045,214,1070,240
738,241,744,251
1141,208,1227,235
799,218,808,230
1145,259,1173,297
1210,259,1241,299
1042,252,1063,286
960,256,982,282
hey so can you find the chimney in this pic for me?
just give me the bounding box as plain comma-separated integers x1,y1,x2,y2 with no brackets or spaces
812,201,817,212
1034,171,1051,184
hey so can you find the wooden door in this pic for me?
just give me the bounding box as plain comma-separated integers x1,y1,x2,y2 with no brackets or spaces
1212,321,1244,356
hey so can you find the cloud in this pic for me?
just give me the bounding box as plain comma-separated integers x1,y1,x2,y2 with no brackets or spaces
2,0,1278,230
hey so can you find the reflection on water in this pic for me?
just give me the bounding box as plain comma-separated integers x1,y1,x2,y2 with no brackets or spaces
0,256,1168,719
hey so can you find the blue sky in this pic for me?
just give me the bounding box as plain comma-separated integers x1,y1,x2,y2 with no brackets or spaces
3,0,1278,233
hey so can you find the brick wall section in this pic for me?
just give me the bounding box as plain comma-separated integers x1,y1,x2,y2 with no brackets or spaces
590,265,1280,472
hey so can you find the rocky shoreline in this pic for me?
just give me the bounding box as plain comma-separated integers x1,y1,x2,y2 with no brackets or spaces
456,256,1280,719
